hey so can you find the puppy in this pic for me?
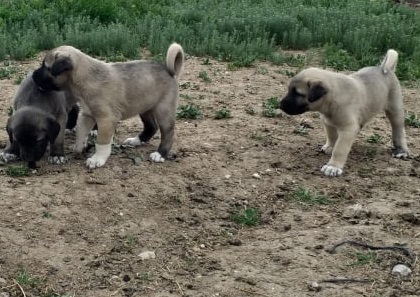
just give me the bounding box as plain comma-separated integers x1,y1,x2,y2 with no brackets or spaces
32,43,184,169
1,73,78,168
279,49,409,177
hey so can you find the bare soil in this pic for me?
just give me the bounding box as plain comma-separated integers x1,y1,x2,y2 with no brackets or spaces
0,53,419,297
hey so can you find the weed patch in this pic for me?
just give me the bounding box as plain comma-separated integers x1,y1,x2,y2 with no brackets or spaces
232,208,260,226
291,186,330,206
177,104,202,120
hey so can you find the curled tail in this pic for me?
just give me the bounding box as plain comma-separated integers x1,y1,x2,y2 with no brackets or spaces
166,43,184,80
381,49,398,74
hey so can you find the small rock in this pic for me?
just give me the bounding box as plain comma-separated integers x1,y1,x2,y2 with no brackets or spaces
0,277,7,285
225,174,231,179
308,281,321,292
392,264,412,277
252,173,261,179
0,292,10,297
138,251,156,260
228,239,242,246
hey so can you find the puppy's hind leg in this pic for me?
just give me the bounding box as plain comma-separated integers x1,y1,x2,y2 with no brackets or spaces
321,119,338,155
123,110,158,147
150,106,175,163
385,109,410,159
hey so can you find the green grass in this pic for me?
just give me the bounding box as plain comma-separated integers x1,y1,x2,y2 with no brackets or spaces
293,125,309,136
0,1,419,80
405,112,420,128
262,97,280,118
176,103,202,119
367,133,383,144
15,268,41,287
348,251,379,267
232,208,261,226
214,108,232,119
5,165,31,177
198,70,211,82
291,186,330,206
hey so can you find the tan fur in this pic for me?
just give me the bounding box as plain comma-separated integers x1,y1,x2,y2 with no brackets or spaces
33,43,185,168
279,49,409,177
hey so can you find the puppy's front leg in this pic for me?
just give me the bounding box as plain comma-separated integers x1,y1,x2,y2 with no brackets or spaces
321,120,338,155
49,115,67,165
74,113,96,153
86,119,115,169
321,128,358,177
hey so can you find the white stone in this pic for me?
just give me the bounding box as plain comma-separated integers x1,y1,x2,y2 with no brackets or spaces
138,251,156,260
392,264,412,277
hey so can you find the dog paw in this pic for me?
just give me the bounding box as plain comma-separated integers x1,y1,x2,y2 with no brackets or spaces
86,155,107,169
392,147,410,159
89,130,98,137
150,152,165,163
321,144,333,155
0,152,18,163
65,128,75,134
321,165,343,177
48,155,68,165
123,137,146,147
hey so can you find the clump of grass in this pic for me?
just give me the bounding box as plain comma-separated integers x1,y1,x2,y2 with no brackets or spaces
232,208,260,226
214,108,232,119
177,104,202,119
7,106,13,116
293,125,309,136
367,133,383,144
0,66,19,79
5,165,31,177
291,186,330,205
42,211,52,219
348,251,379,267
405,112,420,128
198,70,211,82
262,97,280,118
357,164,376,178
15,267,41,288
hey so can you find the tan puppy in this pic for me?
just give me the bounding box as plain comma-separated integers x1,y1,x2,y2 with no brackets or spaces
32,43,184,168
279,49,409,177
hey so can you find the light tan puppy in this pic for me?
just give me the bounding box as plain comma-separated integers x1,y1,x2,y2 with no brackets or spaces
279,49,409,177
32,43,184,168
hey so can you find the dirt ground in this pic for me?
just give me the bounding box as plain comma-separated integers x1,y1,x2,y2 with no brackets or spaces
0,50,419,297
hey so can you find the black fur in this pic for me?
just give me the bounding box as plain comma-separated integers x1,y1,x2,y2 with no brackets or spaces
308,82,327,103
2,74,78,167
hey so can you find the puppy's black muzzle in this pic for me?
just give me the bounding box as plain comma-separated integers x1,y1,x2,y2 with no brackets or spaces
279,96,308,115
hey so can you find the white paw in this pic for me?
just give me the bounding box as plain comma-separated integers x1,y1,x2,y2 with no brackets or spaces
392,151,410,159
65,128,75,134
150,151,165,163
0,152,18,163
86,143,111,169
321,164,343,177
123,137,146,147
89,130,98,137
321,144,333,155
48,155,67,165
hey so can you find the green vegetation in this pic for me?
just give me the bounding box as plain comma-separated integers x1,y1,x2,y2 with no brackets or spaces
232,208,261,226
0,1,418,80
367,133,383,144
348,251,379,266
214,108,232,119
262,97,280,118
177,103,202,119
405,112,420,128
5,165,31,177
291,186,330,206
198,70,211,82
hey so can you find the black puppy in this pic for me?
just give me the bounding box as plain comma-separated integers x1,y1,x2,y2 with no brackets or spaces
1,73,78,168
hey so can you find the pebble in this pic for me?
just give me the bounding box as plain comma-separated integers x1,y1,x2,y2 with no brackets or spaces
252,173,261,179
392,264,412,277
138,251,156,260
0,277,6,285
308,281,321,292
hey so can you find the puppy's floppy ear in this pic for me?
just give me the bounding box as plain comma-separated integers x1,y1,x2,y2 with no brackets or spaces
308,81,327,103
47,118,61,143
51,57,73,76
